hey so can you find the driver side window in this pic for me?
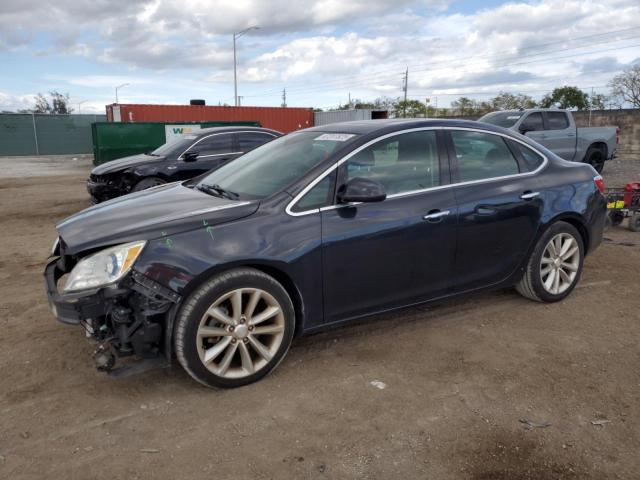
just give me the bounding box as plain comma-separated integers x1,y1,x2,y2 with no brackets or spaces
343,130,440,196
520,113,544,132
189,134,233,156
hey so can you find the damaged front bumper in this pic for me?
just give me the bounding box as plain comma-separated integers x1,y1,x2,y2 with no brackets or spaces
44,254,181,376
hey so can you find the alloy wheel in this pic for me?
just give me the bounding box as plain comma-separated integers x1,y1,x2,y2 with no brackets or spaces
540,233,580,295
196,288,285,379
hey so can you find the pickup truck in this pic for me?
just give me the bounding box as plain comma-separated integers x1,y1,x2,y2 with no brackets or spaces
478,108,618,172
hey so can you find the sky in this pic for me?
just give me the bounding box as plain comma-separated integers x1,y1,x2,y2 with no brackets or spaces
0,0,639,113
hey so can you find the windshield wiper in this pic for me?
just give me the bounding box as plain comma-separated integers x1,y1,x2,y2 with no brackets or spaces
196,183,240,200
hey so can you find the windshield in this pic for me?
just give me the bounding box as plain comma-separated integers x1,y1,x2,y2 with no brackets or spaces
197,131,357,200
150,135,198,156
478,112,523,128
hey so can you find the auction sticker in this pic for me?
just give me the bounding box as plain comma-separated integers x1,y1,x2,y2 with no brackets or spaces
315,133,355,141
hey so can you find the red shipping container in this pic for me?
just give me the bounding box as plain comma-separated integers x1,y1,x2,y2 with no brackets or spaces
106,104,313,133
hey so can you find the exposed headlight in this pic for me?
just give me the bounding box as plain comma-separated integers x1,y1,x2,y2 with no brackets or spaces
63,241,146,292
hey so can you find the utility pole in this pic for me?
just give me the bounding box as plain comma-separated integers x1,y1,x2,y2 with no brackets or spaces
78,100,87,114
402,67,408,117
281,88,287,108
233,26,260,107
115,83,129,104
237,96,243,106
348,92,351,109
589,87,594,126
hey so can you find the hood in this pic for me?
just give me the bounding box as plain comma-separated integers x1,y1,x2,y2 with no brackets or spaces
91,153,166,175
57,182,258,255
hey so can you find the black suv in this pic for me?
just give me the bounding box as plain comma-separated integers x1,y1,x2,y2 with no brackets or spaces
87,126,281,203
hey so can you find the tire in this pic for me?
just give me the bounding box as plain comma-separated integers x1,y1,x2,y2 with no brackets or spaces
131,176,166,192
629,211,640,232
584,146,605,173
609,210,625,227
175,268,295,388
516,221,584,303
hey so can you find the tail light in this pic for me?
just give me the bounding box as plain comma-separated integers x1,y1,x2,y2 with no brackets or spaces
616,127,620,145
594,175,605,194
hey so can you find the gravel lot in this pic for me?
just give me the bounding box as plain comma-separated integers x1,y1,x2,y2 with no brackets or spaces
1,155,639,479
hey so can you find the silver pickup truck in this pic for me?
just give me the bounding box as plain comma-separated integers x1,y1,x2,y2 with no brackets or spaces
478,108,618,172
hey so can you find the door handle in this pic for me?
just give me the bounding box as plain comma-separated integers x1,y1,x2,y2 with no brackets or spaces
423,210,450,222
567,133,576,137
520,191,540,200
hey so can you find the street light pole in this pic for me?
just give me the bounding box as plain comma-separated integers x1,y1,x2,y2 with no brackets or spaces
233,26,259,107
115,83,130,104
78,100,87,114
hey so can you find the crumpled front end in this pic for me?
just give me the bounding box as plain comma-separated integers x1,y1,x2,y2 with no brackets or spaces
44,238,181,375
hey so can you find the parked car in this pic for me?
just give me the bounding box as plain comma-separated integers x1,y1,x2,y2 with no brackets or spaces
45,119,607,388
478,108,617,173
86,126,281,203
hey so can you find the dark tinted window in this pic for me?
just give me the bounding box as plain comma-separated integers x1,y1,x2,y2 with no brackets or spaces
292,172,336,212
238,132,274,152
345,130,439,195
189,133,233,156
198,131,355,199
451,130,519,182
478,112,523,128
507,139,545,171
546,112,570,130
520,112,543,132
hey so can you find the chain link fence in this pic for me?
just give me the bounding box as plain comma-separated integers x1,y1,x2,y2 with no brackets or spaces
0,113,106,156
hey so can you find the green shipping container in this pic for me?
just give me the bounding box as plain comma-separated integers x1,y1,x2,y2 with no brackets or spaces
92,121,260,165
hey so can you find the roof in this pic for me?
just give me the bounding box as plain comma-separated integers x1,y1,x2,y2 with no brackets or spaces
197,126,282,135
305,118,494,135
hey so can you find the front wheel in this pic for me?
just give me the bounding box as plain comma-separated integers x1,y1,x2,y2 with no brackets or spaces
516,221,584,302
175,268,295,388
131,176,166,192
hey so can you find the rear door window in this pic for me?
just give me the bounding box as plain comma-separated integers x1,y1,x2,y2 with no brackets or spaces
450,130,520,182
238,132,275,152
546,112,570,130
506,139,545,172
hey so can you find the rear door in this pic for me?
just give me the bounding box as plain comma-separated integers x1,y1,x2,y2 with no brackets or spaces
541,111,576,160
319,129,458,323
446,128,545,292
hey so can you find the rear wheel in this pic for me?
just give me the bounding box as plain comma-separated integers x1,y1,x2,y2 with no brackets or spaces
584,146,606,173
629,211,640,232
516,221,584,302
175,268,295,388
131,176,166,192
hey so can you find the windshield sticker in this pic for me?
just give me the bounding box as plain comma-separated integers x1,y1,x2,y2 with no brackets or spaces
507,116,521,120
315,133,355,142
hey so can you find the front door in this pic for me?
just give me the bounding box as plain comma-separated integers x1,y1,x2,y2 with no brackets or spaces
446,129,544,292
320,129,457,323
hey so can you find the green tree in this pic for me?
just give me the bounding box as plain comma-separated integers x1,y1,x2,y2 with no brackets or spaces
450,97,475,116
32,91,74,114
539,86,589,110
588,93,608,110
609,65,640,108
393,99,428,118
490,91,537,110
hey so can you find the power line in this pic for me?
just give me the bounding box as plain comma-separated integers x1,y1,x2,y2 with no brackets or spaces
239,27,640,99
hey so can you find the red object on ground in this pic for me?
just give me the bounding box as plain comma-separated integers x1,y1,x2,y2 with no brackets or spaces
624,182,640,208
106,104,314,133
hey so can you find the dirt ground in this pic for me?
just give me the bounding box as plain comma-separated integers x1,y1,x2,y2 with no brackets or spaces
1,156,639,480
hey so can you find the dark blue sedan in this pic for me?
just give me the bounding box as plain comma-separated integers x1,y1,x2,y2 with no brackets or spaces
45,119,607,388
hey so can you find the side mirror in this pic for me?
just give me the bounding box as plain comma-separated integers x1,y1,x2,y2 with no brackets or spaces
183,151,199,162
337,177,386,203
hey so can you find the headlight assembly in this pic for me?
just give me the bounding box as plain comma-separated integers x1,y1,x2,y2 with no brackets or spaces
63,241,146,292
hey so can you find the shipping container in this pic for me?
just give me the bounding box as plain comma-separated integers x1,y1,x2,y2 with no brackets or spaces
314,109,389,126
92,121,259,165
106,104,313,133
